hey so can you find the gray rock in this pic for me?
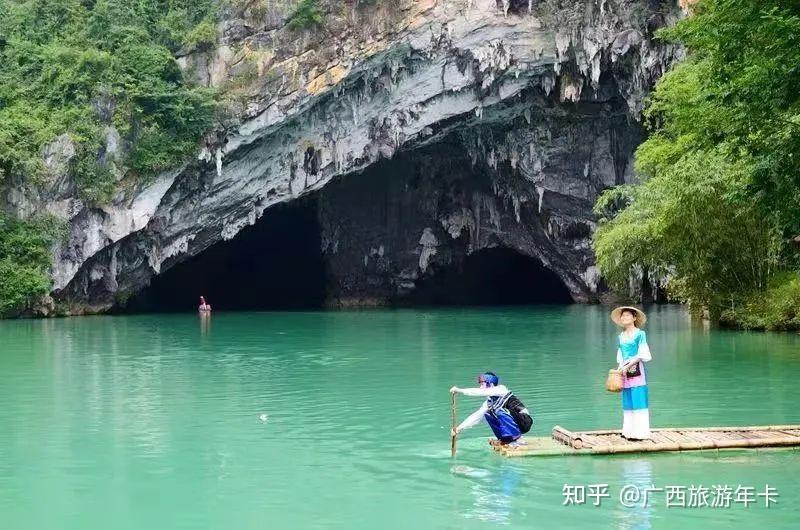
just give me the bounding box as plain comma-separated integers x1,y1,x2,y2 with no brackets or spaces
41,134,76,184
0,0,683,314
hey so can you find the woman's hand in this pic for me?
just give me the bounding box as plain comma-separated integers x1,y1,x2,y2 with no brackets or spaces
451,428,460,436
450,386,461,394
622,361,640,374
620,358,638,371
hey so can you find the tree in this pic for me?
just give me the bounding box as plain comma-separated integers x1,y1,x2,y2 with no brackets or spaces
593,0,800,326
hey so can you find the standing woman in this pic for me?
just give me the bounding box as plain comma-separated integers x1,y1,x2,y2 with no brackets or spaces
611,306,652,440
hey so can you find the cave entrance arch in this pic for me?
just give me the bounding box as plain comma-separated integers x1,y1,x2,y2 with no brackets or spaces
121,198,326,313
404,247,573,306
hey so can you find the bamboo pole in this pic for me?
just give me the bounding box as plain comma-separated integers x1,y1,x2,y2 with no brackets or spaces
776,430,800,437
551,426,580,448
493,435,800,458
677,431,709,444
584,435,800,454
490,425,800,458
658,430,685,446
450,392,457,458
572,425,800,436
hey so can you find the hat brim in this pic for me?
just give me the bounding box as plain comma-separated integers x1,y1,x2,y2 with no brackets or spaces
610,306,647,327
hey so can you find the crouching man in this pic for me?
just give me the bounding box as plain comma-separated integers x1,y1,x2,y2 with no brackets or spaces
450,372,533,446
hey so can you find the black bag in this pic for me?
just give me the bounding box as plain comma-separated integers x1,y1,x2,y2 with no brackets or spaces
513,410,533,434
505,394,533,434
625,362,641,378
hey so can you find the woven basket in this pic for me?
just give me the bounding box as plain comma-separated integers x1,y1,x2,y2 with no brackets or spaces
606,369,623,392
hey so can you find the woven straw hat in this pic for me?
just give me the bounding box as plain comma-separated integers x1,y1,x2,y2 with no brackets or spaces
610,306,647,327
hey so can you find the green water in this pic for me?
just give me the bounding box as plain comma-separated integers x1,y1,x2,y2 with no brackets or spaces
1,306,799,529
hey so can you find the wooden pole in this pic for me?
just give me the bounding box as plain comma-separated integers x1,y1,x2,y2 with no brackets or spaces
450,392,458,457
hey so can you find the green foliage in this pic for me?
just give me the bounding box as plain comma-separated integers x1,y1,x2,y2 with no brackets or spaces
594,148,783,305
652,0,800,237
287,0,324,30
592,0,800,322
73,149,116,203
183,18,218,51
719,273,800,331
0,0,219,200
0,214,64,315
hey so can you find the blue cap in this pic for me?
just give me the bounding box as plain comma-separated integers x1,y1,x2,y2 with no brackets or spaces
479,372,499,386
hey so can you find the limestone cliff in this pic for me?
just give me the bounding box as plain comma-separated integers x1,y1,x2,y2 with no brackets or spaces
2,0,683,313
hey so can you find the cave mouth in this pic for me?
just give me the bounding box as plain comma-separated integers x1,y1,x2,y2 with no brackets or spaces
121,197,326,313
403,247,573,306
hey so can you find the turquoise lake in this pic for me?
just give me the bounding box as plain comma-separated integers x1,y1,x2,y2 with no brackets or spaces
1,305,799,529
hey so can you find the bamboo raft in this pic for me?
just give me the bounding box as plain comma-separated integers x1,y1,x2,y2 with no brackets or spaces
491,425,800,457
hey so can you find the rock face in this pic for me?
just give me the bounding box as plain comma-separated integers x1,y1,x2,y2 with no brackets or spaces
316,90,641,306
2,0,683,313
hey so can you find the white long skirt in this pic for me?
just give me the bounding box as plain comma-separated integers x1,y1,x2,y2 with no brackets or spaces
622,409,651,439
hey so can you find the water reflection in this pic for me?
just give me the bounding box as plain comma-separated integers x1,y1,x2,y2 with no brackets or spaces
200,312,211,336
615,459,653,530
453,462,522,524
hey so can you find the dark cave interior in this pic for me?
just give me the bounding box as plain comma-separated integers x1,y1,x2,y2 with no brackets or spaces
122,202,572,312
402,247,573,306
121,153,573,312
121,198,327,313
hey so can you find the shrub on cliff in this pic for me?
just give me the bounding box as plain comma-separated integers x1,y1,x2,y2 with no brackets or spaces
287,0,324,30
0,215,64,316
0,0,217,199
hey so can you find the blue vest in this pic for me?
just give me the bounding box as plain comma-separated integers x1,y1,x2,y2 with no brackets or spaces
484,392,522,442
